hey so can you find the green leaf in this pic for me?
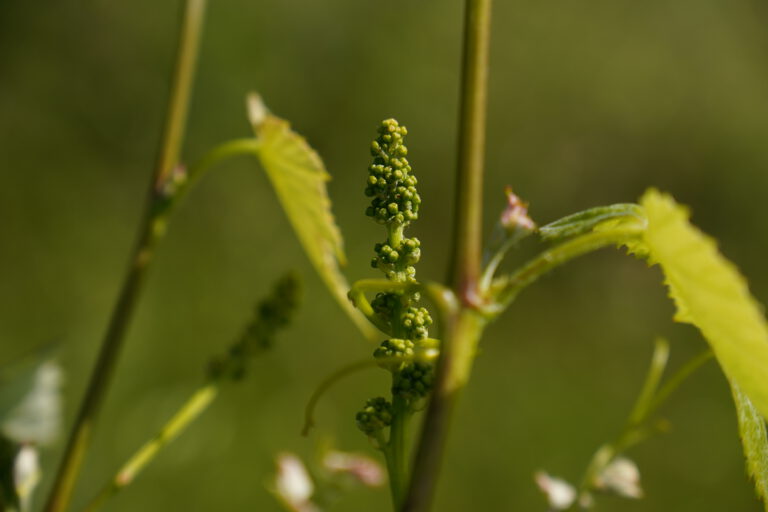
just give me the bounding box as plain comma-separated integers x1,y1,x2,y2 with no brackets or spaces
247,94,376,341
639,189,768,421
539,204,644,242
731,381,768,510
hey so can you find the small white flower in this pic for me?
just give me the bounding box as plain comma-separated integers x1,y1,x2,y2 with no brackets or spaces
14,444,40,512
535,471,577,510
322,450,385,487
594,456,643,499
272,452,319,512
500,187,536,235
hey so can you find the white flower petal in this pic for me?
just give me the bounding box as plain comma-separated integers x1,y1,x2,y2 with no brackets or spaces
595,456,643,499
535,471,577,510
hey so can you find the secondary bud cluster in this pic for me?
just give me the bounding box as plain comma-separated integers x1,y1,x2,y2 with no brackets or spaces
371,237,421,282
374,338,416,371
208,273,301,381
401,306,432,340
392,362,433,400
356,397,394,435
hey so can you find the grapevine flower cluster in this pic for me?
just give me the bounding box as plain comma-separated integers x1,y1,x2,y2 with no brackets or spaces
208,272,301,381
355,120,436,441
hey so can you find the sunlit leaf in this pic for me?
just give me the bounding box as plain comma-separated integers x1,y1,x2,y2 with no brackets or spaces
247,94,376,341
639,189,768,422
731,381,768,510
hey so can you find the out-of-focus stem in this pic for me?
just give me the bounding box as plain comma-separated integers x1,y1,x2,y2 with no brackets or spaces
43,2,207,510
83,385,219,512
574,347,714,503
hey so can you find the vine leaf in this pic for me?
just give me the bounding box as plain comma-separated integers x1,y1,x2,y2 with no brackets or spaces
247,94,376,340
638,189,768,508
639,189,768,419
731,381,768,510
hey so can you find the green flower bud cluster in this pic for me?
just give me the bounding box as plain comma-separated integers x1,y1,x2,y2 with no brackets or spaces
356,119,437,442
250,273,302,346
371,292,399,327
373,338,415,371
401,306,432,340
371,237,421,282
365,119,421,226
392,362,434,400
356,397,393,436
208,273,301,381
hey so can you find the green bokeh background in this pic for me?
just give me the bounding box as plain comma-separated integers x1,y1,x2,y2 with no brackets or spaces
2,0,768,510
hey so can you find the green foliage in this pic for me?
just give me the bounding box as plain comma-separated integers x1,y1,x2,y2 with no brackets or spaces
16,0,768,508
637,189,768,508
731,382,768,510
638,189,768,421
247,94,376,341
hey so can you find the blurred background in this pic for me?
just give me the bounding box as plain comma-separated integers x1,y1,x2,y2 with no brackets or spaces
2,0,768,510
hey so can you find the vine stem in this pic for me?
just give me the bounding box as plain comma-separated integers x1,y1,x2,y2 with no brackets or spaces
402,0,492,509
402,310,484,512
83,384,219,512
43,2,207,510
448,0,491,303
301,359,381,436
575,346,714,502
492,225,645,312
386,395,411,508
